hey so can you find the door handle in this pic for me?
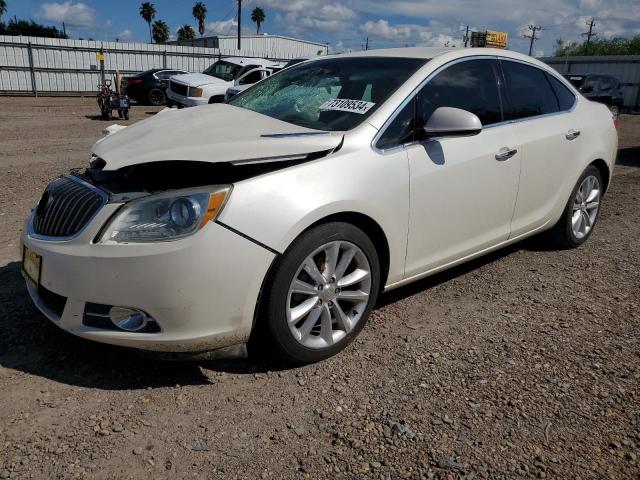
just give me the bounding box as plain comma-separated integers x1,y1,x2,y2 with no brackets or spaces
495,148,518,161
566,129,581,140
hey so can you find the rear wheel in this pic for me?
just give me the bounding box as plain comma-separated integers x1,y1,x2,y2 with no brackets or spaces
148,88,165,106
549,165,603,248
609,104,620,120
260,222,380,364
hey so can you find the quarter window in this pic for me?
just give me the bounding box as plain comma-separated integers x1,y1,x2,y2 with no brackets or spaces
501,61,559,119
546,74,576,111
375,99,415,150
416,59,503,128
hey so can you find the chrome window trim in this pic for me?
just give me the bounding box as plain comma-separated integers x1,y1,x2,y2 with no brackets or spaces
372,55,577,156
27,175,109,242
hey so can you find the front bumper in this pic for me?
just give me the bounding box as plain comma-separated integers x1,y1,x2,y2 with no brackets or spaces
22,206,275,352
166,88,207,107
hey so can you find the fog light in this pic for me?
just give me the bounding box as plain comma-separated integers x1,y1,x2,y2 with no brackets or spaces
109,306,151,332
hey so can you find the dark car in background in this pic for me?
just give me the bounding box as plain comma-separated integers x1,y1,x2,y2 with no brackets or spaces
563,73,624,118
124,68,188,106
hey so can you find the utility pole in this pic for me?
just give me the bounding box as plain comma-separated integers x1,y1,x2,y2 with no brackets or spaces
365,36,369,50
62,22,67,37
582,18,597,44
237,0,242,50
463,25,469,48
524,24,543,56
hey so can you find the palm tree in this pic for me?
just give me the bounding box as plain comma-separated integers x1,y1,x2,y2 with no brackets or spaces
251,6,265,34
152,19,170,44
0,0,7,23
192,2,207,37
177,24,196,41
139,2,156,43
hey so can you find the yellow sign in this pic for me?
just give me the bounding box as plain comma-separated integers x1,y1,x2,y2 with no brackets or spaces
96,52,105,61
485,30,508,48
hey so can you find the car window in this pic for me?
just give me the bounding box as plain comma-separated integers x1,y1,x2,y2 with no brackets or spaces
203,61,242,81
546,74,576,111
375,99,415,150
239,69,264,85
416,59,502,127
501,61,559,120
583,75,601,92
599,76,616,91
229,57,426,131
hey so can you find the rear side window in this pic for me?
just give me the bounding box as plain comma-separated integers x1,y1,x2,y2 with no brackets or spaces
501,61,559,120
376,99,415,150
546,74,576,111
416,59,503,127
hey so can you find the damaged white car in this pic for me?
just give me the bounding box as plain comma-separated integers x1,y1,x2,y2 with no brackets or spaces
22,48,617,364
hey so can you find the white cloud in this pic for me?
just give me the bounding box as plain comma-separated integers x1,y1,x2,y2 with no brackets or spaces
117,29,133,42
205,19,238,36
36,1,94,27
360,19,459,47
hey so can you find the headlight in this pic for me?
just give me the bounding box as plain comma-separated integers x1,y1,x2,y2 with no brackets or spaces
189,87,204,97
98,186,231,244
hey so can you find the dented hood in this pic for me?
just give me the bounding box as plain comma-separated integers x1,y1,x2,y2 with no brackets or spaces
92,104,343,171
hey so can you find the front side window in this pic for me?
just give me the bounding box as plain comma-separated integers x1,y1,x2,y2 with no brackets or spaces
416,59,503,128
228,57,426,131
501,61,559,120
238,69,264,85
203,61,242,81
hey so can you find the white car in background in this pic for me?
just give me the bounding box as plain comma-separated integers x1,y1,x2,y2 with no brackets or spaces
22,48,617,364
225,65,284,101
167,57,283,106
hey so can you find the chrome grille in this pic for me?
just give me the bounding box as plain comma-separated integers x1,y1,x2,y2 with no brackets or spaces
32,176,106,238
170,81,188,96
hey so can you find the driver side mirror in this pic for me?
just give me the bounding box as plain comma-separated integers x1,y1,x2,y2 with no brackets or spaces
423,107,482,137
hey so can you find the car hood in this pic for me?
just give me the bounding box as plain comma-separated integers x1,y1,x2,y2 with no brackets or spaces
92,104,343,171
170,72,226,87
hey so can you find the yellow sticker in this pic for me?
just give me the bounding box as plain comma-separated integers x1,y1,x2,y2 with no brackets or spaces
96,52,105,61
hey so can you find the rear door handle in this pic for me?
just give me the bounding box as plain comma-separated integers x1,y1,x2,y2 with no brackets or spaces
566,129,581,140
495,148,518,161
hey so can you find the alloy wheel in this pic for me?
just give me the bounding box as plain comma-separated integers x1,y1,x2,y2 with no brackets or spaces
286,241,372,349
572,174,600,240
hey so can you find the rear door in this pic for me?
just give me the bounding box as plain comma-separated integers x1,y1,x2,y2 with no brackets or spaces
500,60,580,236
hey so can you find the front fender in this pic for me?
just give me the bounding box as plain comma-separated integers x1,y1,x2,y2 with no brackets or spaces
217,130,410,285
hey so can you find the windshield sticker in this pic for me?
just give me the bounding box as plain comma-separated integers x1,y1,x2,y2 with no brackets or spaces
319,98,375,114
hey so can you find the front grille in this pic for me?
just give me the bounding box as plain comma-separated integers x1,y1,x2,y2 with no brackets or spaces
32,176,106,238
170,81,188,96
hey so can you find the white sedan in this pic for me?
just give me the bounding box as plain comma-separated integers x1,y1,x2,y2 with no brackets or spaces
21,47,617,364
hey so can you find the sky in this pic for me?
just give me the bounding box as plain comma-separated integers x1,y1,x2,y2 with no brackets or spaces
2,0,639,56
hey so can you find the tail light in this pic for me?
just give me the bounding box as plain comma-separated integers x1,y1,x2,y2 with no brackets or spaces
128,79,143,85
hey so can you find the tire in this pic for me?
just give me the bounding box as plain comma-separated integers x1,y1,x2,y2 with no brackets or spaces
609,104,620,120
208,95,225,104
548,165,603,249
148,88,165,106
259,222,380,364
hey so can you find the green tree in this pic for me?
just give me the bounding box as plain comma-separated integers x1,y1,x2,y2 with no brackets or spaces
0,0,7,23
177,24,196,41
0,19,68,38
251,6,265,34
192,2,207,37
139,2,156,43
152,19,169,44
554,34,640,56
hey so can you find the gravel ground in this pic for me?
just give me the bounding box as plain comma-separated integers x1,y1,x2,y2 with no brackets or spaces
0,97,639,480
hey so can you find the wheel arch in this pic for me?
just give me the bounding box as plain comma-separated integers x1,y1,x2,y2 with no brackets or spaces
590,158,610,193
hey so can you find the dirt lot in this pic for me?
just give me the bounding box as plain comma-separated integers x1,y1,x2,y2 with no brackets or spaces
0,97,639,479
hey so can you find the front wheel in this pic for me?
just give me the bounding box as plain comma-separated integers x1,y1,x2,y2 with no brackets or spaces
259,222,380,364
548,165,603,248
148,88,165,106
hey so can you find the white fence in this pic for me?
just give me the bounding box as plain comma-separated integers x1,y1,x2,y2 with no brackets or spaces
0,35,323,95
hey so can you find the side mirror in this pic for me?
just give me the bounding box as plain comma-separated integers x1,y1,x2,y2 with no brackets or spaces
423,107,482,137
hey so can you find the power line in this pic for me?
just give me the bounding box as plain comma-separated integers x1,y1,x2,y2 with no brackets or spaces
582,18,597,44
523,24,543,56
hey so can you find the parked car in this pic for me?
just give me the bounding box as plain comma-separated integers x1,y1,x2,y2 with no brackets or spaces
563,73,624,118
124,68,188,106
22,48,617,364
167,57,282,107
224,65,284,101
